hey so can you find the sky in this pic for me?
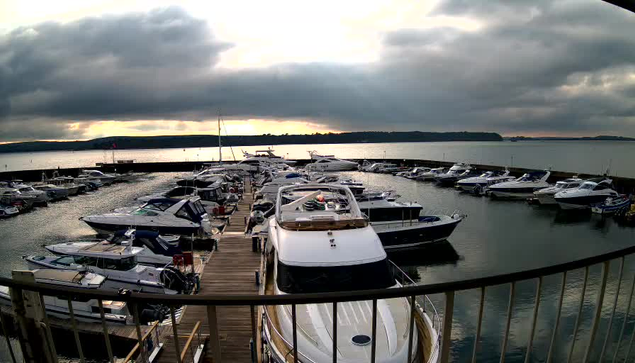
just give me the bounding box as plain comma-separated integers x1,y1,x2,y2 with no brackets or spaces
0,0,634,142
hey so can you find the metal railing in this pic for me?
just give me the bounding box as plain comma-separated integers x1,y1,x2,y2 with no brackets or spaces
2,244,635,362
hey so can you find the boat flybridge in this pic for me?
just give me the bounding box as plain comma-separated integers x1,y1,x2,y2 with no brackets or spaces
261,184,439,363
0,270,164,324
81,197,213,238
554,178,619,210
487,170,551,199
532,177,584,205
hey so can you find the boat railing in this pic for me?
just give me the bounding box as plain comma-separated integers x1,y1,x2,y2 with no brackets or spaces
3,243,635,362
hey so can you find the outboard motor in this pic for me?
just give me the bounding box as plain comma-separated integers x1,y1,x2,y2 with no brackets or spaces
160,266,193,294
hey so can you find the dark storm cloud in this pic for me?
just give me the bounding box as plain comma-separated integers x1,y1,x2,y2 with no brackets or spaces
1,1,635,141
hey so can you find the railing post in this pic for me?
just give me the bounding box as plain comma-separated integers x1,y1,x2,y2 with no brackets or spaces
500,282,516,363
546,272,567,363
38,294,58,363
332,302,338,363
440,291,455,363
568,266,590,363
250,305,257,363
471,287,486,363
600,257,624,362
524,277,542,363
407,295,416,363
67,298,85,363
171,306,183,363
613,273,635,363
207,305,222,363
292,304,298,363
132,303,147,363
583,261,610,363
9,276,53,363
371,299,378,363
97,299,114,363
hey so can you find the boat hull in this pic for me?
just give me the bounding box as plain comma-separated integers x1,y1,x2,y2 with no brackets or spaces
534,193,557,205
83,219,202,237
373,218,461,250
555,195,613,210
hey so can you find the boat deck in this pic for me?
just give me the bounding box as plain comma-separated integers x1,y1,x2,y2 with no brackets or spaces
157,180,260,363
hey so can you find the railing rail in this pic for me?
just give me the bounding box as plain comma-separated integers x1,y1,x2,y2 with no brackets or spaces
3,244,635,306
3,244,635,363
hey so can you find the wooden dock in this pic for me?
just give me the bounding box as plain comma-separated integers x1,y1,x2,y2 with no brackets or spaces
157,182,260,363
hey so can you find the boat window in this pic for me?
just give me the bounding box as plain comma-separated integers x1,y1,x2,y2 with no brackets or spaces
52,256,76,266
101,257,136,271
132,209,159,216
73,256,98,266
566,183,581,189
167,187,192,197
175,204,198,221
144,201,174,211
580,183,594,190
594,184,608,190
276,259,395,294
192,201,206,215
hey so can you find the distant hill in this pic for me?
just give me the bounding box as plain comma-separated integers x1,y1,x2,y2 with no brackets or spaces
508,135,635,141
0,131,503,153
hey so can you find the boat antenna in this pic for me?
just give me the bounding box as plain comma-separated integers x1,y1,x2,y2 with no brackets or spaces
220,115,237,161
218,109,222,164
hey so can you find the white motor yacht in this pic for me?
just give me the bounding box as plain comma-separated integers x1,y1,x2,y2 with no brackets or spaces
487,170,551,199
0,204,19,217
261,184,439,363
532,177,583,205
305,156,358,171
0,270,164,324
434,163,472,186
78,170,117,185
25,241,193,294
81,197,213,238
242,149,296,165
1,182,49,205
45,229,182,267
416,167,447,181
398,167,432,179
308,150,335,160
457,170,514,192
33,183,70,201
554,178,619,210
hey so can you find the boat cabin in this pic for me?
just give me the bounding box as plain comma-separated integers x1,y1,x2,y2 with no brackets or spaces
139,197,207,222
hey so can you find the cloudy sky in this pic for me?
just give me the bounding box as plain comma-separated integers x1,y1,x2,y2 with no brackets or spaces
0,0,634,142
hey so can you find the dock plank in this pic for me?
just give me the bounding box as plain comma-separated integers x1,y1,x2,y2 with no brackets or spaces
158,178,259,363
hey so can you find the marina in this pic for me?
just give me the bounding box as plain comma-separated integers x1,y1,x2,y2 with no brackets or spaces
0,148,635,363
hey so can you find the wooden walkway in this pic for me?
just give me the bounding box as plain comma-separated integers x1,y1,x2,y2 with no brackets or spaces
157,183,260,363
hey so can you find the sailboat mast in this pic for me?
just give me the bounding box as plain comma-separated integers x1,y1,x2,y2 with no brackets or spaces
218,111,222,163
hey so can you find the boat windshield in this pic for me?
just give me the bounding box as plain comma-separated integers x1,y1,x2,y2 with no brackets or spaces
580,183,594,190
276,259,395,294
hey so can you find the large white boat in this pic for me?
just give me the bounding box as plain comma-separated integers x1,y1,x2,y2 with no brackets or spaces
532,177,583,205
45,229,181,267
305,156,358,171
242,149,296,165
554,178,619,210
416,168,447,181
0,182,49,205
456,170,514,192
25,241,193,294
434,163,472,185
78,170,117,185
81,197,214,238
487,170,551,199
261,184,439,363
0,270,164,324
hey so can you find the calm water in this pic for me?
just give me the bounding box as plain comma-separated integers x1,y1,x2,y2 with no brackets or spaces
0,169,634,361
2,140,635,178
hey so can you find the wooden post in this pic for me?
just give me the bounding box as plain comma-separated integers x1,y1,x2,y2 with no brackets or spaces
10,270,55,363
